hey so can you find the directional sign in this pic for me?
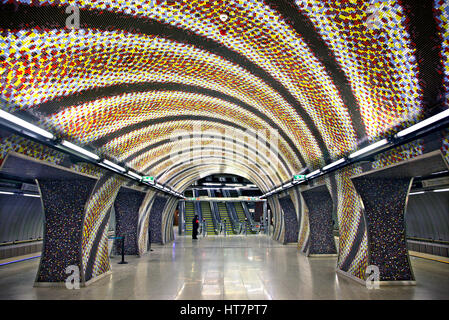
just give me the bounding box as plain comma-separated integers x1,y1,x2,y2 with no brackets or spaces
142,176,155,183
293,175,306,181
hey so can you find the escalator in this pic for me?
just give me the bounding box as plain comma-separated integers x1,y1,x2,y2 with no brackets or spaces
184,201,195,235
216,202,238,235
233,201,255,234
200,202,216,235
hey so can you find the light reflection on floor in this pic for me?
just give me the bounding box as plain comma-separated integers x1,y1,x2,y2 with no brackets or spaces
0,234,448,300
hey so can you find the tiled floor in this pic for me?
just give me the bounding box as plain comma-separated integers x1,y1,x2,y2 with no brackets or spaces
0,235,448,300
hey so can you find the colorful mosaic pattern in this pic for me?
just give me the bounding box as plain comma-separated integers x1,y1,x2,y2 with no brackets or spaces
435,0,449,108
301,185,337,255
0,134,65,167
164,161,272,192
333,167,368,280
114,188,146,255
36,179,96,283
82,174,125,280
372,140,424,169
148,196,168,244
278,195,299,243
295,0,422,139
297,191,310,253
136,190,155,255
0,0,447,285
352,177,414,281
162,196,179,244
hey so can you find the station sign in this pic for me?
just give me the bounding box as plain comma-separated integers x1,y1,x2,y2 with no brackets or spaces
293,175,306,181
142,176,155,183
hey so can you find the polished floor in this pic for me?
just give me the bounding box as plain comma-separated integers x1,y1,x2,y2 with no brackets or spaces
0,234,448,300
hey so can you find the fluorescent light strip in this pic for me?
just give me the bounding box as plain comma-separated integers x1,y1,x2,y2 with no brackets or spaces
306,169,320,179
23,193,40,198
102,159,126,172
127,171,142,181
0,191,14,195
322,158,345,171
0,109,54,140
155,184,164,190
434,188,449,193
349,139,389,159
409,191,425,195
396,109,449,138
283,182,293,189
431,170,449,175
61,140,100,161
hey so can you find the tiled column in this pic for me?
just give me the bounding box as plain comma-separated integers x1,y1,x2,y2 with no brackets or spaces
137,190,156,255
114,187,146,255
81,174,125,284
351,177,415,282
35,179,96,286
297,192,310,254
278,195,299,244
301,184,337,256
148,196,169,244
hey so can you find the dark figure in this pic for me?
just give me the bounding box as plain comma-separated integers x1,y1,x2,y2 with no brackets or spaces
192,215,199,239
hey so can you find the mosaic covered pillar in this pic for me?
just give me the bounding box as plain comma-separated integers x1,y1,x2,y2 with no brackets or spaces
297,191,310,254
35,179,97,286
351,177,415,283
81,174,125,284
333,167,369,282
163,196,179,243
148,196,169,244
301,184,337,256
267,195,283,241
278,195,299,244
114,187,146,255
137,190,156,255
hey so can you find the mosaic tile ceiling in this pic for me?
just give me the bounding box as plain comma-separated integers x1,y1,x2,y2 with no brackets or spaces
0,0,447,190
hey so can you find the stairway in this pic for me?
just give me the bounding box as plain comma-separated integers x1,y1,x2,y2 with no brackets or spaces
234,202,246,222
234,202,257,234
184,201,195,235
217,202,237,235
200,202,216,235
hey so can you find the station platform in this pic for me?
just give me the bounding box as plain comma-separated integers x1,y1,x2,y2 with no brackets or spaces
0,235,448,300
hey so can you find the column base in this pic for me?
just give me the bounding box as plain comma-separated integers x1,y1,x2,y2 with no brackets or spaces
34,270,112,288
336,269,416,286
308,253,338,257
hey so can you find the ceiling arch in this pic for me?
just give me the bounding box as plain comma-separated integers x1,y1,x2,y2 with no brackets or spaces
128,134,291,178
171,165,270,193
153,152,281,187
156,157,276,188
0,1,446,191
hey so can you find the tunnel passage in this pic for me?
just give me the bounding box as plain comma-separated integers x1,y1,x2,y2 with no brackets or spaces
0,0,448,287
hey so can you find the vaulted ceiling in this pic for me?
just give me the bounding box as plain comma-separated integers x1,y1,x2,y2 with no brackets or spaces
0,0,447,192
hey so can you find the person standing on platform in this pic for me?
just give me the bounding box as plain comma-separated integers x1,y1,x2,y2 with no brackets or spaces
192,215,199,240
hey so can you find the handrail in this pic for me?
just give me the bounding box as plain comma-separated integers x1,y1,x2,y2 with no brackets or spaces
406,237,449,245
0,238,43,246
